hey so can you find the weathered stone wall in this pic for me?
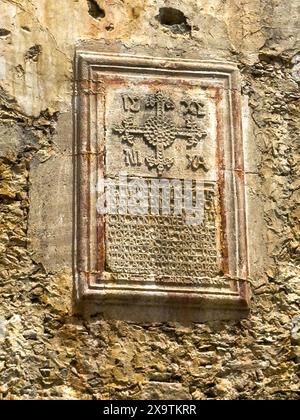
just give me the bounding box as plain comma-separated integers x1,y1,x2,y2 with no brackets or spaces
0,0,299,399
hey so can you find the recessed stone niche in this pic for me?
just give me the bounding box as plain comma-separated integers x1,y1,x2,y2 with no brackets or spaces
74,51,250,321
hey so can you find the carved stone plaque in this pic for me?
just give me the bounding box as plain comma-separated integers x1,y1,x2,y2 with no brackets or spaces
75,52,250,321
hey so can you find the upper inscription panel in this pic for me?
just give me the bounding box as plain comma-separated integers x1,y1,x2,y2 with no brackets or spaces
75,52,250,321
105,82,217,180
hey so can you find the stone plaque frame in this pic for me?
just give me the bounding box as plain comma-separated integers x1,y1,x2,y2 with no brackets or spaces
74,51,250,321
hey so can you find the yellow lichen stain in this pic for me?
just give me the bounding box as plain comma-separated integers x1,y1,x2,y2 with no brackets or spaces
0,187,16,199
131,4,144,20
42,271,72,314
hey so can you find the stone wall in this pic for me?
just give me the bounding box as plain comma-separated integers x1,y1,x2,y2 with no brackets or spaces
0,0,299,399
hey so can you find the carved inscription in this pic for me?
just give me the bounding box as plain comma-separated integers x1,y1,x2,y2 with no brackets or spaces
122,94,140,112
123,149,141,167
113,91,207,176
186,154,208,172
106,186,220,278
76,53,250,320
106,88,220,280
180,99,206,117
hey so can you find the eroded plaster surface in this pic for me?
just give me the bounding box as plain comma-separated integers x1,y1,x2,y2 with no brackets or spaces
0,0,299,399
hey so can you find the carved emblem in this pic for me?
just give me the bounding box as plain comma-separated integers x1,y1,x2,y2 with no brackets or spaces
113,91,207,176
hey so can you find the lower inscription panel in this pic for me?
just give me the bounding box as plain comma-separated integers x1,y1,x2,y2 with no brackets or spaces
106,185,220,278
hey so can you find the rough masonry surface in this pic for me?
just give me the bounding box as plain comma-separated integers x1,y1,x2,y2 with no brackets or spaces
0,0,299,399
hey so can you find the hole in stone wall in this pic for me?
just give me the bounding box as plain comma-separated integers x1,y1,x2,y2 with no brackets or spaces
105,23,114,32
30,297,40,304
87,0,105,20
156,7,191,34
24,45,42,62
15,64,25,78
0,28,11,37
